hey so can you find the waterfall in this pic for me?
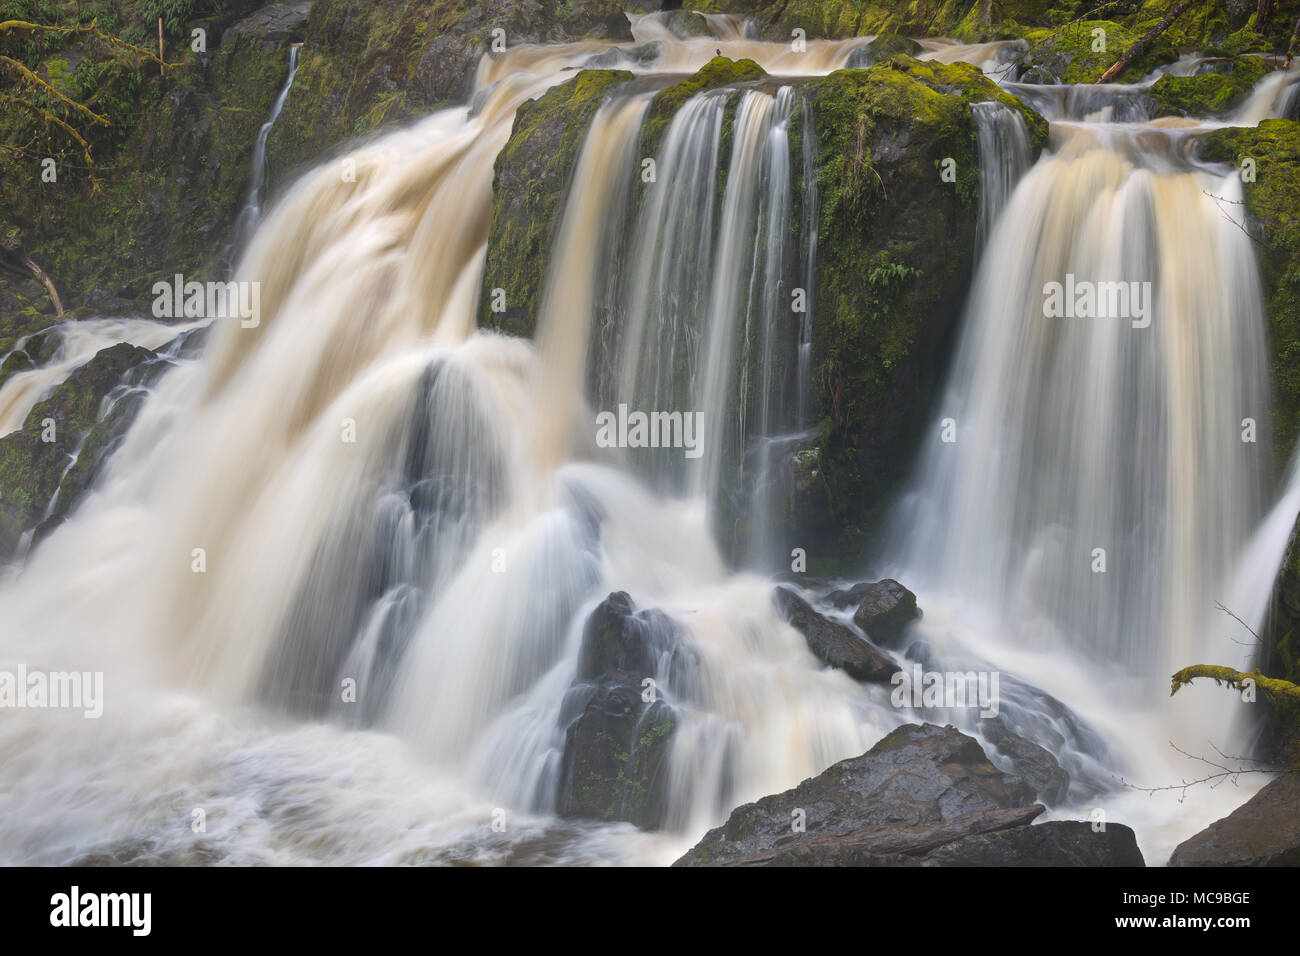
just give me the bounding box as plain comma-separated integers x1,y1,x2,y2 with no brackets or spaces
0,39,882,865
224,44,302,269
971,101,1031,247
893,122,1271,676
3,25,1297,866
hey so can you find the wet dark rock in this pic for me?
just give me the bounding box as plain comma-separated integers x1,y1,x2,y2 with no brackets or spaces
576,590,698,691
694,805,1045,866
556,682,677,830
676,722,1142,867
0,343,155,560
981,718,1071,806
675,723,1038,865
772,586,897,683
851,579,920,646
824,580,876,608
1169,772,1300,866
556,591,693,830
923,820,1145,867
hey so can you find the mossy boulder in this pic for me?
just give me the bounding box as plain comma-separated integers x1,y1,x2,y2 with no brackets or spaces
845,32,923,68
1148,55,1271,116
1021,20,1169,84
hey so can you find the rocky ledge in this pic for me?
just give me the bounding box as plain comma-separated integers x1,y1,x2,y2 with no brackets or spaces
674,723,1144,867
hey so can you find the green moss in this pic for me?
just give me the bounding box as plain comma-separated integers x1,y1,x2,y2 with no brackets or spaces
1200,120,1300,470
1021,20,1165,84
1149,56,1270,117
641,56,767,154
479,69,634,337
804,56,1046,568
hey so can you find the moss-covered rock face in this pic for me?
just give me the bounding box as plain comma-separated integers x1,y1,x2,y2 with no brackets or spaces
1148,55,1270,116
264,0,644,188
480,53,1047,570
800,55,1046,568
1200,120,1300,469
0,341,156,559
690,0,1063,42
477,69,635,338
1,2,305,312
1019,20,1167,84
1199,118,1300,746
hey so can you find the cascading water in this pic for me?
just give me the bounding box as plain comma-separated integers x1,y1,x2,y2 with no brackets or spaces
223,44,302,270
2,11,1297,866
881,65,1300,855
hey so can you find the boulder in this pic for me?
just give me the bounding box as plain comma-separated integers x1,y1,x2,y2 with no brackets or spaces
575,590,694,689
851,579,920,646
772,586,897,683
556,682,678,830
674,723,1037,865
676,722,1142,867
555,591,693,830
1169,772,1300,866
923,820,1145,867
845,34,923,70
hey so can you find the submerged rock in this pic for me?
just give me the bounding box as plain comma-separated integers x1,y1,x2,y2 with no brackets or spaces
845,34,922,70
981,718,1071,806
851,578,920,646
675,722,1139,866
772,586,897,683
1169,772,1300,866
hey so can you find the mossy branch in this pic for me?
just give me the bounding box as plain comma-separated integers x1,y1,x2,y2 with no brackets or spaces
0,56,109,127
1171,664,1300,708
0,91,99,188
0,18,184,69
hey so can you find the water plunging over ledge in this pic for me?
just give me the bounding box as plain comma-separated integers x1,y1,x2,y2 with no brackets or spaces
0,11,1296,865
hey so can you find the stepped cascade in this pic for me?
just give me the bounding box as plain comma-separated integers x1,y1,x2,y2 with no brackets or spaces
2,8,1299,867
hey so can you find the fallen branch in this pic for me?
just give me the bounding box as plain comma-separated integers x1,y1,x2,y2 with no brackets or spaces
0,232,64,316
1096,0,1193,83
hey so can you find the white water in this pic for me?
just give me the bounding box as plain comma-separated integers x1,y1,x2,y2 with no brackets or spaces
0,317,200,437
1,13,1297,866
